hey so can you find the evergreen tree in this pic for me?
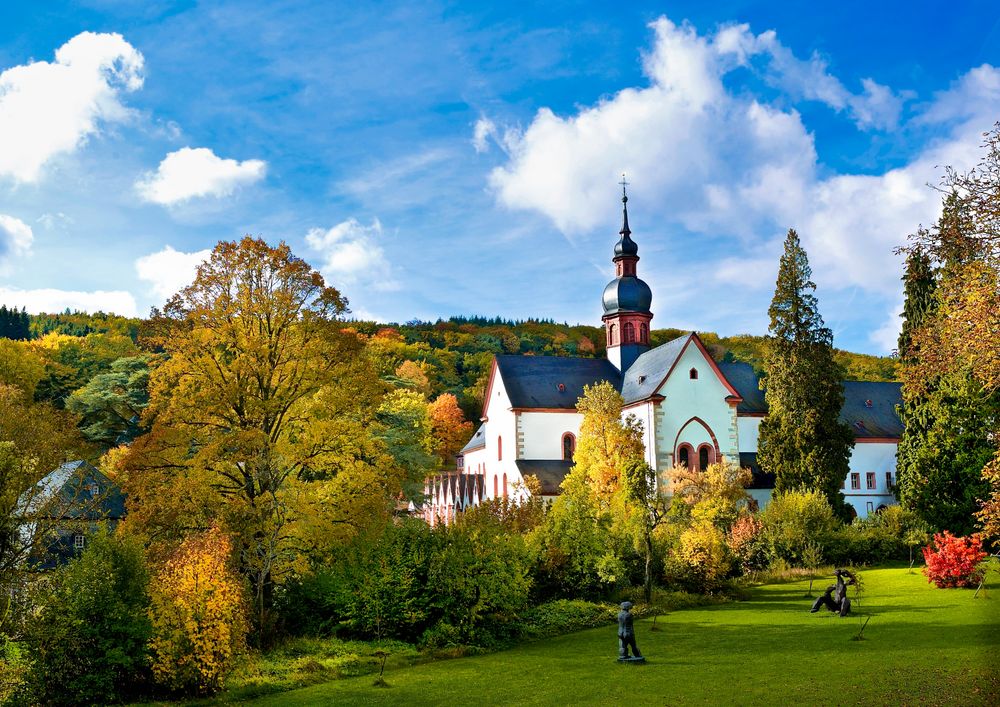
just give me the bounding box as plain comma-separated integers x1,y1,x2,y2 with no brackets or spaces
757,229,854,517
896,248,938,513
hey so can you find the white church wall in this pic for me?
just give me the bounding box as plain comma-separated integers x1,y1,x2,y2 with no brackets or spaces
844,441,898,519
654,342,739,470
483,368,521,501
623,401,658,470
737,416,762,453
520,411,582,460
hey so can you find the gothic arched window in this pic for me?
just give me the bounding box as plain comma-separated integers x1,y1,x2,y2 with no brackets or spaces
698,445,712,471
623,322,635,344
562,433,576,461
497,436,502,461
678,445,691,469
503,473,508,498
690,367,698,380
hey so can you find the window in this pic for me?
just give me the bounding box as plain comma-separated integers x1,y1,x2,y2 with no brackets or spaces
678,446,690,469
866,472,876,490
623,322,635,344
885,472,894,489
639,323,648,343
497,436,502,461
502,473,508,498
609,324,617,345
698,446,709,471
866,501,874,514
494,475,498,498
850,473,861,490
74,534,85,550
689,367,698,380
562,433,576,461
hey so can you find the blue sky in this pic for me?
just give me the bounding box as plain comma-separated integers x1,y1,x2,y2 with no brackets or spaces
0,1,998,354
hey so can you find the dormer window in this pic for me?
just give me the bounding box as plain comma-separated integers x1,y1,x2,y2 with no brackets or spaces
689,368,698,380
637,375,646,384
864,399,873,408
558,383,566,392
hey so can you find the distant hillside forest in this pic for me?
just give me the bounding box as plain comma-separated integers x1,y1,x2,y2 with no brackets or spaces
11,310,897,420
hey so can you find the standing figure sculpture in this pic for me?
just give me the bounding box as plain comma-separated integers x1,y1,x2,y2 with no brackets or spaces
810,569,856,617
617,601,644,662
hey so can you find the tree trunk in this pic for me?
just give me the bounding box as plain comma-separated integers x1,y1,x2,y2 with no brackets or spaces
644,530,654,604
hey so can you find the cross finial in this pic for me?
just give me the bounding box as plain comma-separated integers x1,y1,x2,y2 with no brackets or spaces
619,173,629,201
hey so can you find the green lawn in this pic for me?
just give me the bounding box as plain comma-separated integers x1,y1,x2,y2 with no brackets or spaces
243,566,1000,706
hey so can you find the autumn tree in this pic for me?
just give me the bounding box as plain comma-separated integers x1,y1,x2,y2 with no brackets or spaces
903,124,1000,539
148,527,247,696
757,229,854,517
428,393,473,467
128,237,396,635
574,381,645,502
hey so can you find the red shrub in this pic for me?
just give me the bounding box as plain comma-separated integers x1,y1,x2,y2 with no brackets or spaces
921,531,987,588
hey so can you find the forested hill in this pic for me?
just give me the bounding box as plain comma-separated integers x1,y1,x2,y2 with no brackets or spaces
10,311,896,420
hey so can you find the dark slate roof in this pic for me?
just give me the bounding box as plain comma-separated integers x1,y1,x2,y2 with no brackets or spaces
840,381,904,438
495,355,620,409
620,334,690,404
515,460,573,495
740,452,775,490
717,361,767,414
460,424,486,454
18,461,126,520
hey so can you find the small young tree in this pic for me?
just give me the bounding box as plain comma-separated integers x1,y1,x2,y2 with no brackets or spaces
621,458,669,603
148,527,248,696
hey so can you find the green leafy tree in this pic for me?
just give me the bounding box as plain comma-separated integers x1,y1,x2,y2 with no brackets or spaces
66,355,155,447
22,531,151,706
757,229,854,517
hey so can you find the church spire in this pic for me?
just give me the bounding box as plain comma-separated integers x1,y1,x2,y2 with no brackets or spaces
620,174,631,237
614,174,638,258
602,178,653,372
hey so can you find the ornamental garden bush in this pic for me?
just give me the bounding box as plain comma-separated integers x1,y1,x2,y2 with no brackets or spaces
922,531,987,588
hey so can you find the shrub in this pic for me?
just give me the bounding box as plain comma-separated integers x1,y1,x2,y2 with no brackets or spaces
148,527,248,696
21,530,151,706
0,636,27,703
728,514,768,573
672,520,733,592
922,531,987,588
759,490,840,566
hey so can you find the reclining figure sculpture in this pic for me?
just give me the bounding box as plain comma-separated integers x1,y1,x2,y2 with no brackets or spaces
809,568,856,617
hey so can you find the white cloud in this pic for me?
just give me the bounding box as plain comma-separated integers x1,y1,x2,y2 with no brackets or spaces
305,218,398,292
0,32,144,183
473,117,497,153
135,147,267,205
0,286,137,316
135,245,211,302
485,15,1000,352
0,214,33,260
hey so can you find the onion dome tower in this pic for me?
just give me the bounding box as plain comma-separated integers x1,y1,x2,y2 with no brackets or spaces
602,178,653,372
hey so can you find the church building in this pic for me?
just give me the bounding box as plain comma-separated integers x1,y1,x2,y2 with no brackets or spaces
422,189,902,524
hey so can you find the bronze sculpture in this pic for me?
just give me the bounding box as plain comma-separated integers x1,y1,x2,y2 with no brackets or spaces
810,568,856,617
617,601,644,662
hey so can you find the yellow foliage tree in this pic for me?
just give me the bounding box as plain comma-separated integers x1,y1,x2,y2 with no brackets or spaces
148,527,247,696
427,393,473,466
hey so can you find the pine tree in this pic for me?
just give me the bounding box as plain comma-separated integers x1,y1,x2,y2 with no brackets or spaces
896,248,938,514
757,229,854,516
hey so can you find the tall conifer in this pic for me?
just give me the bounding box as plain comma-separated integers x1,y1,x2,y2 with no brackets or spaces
757,229,854,515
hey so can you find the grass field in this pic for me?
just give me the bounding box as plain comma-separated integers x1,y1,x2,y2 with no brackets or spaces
236,566,999,706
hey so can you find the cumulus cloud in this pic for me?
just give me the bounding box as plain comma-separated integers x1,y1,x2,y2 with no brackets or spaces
305,218,398,292
135,245,211,302
135,147,267,205
0,214,34,260
0,32,144,183
0,286,137,316
485,15,1000,352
